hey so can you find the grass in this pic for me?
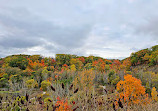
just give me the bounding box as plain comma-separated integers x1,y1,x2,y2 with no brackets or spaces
0,91,20,93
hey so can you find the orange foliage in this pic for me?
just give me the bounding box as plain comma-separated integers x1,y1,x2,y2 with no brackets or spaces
55,75,59,78
62,64,68,71
63,64,68,68
122,58,131,71
112,60,121,72
117,74,150,104
93,59,106,72
122,58,131,66
55,97,72,111
27,59,45,70
113,60,121,66
92,60,98,67
41,59,45,66
109,64,114,69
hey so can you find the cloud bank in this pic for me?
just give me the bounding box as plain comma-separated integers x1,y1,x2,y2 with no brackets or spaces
0,0,157,59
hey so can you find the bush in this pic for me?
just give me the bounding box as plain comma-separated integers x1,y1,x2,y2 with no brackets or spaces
40,80,51,91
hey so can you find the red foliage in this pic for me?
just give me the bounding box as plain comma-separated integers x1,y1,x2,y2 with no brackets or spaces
78,57,85,63
92,60,98,67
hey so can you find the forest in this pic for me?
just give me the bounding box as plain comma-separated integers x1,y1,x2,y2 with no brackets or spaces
0,45,157,111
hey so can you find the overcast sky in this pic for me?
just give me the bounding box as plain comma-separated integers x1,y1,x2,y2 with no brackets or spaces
0,0,157,59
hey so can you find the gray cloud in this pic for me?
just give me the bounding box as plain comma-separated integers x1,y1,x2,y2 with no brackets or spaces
0,7,92,57
0,0,157,59
0,37,41,48
135,17,158,41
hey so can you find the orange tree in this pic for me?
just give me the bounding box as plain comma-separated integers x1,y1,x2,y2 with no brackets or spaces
116,74,149,104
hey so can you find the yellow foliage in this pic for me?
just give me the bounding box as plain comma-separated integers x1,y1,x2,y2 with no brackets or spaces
0,73,4,77
70,64,76,72
73,69,95,92
26,79,38,89
70,58,77,65
151,87,158,101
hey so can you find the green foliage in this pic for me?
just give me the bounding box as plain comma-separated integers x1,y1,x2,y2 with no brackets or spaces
84,63,92,69
130,45,158,66
104,65,110,71
111,76,120,85
151,45,158,52
108,70,120,85
26,79,38,89
0,77,8,87
42,67,49,80
55,54,76,66
40,80,51,91
5,56,28,70
44,97,53,104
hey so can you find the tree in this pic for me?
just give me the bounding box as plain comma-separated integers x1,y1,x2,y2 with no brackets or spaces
107,70,120,85
26,79,38,89
78,57,85,64
73,69,95,92
70,58,83,70
70,64,76,72
55,54,73,66
62,64,68,71
149,50,158,66
108,70,115,84
42,67,49,80
151,87,158,102
0,73,9,88
84,63,92,69
143,53,151,63
116,74,149,104
6,56,28,70
151,45,158,52
122,58,131,71
130,49,151,65
27,59,44,70
40,80,51,91
0,59,4,68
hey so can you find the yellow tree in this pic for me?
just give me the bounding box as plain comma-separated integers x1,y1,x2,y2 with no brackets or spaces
70,64,76,72
73,69,95,92
70,58,83,70
116,74,149,104
151,87,158,101
26,79,38,89
72,69,95,107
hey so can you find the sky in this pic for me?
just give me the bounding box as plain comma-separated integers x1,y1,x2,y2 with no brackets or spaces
0,0,158,59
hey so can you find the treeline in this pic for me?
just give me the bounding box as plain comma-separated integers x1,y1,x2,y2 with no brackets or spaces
0,54,114,71
0,45,157,89
0,45,157,71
